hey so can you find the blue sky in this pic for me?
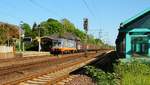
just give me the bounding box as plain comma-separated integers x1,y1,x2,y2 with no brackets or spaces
0,0,150,45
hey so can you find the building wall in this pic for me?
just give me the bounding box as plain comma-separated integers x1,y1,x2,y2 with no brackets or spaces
116,10,150,59
0,46,14,59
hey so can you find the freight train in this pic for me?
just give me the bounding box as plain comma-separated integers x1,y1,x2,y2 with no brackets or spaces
41,33,98,54
50,38,77,54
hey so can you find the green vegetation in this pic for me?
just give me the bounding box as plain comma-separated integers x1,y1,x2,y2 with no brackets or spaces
84,66,120,85
0,18,113,50
85,60,150,85
115,60,150,85
0,23,19,45
0,29,7,44
20,23,32,37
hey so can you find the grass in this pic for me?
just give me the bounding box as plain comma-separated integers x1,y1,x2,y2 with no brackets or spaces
115,60,150,85
85,59,150,85
121,72,150,85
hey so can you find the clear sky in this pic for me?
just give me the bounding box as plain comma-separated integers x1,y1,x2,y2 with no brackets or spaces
0,0,150,45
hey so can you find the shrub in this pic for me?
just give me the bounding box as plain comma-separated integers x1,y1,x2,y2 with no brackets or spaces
84,66,120,85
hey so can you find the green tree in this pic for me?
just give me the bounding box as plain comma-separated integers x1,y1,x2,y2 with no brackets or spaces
31,22,38,38
39,18,64,36
0,23,19,45
0,29,7,44
61,18,76,33
74,28,86,42
32,22,37,32
20,22,32,37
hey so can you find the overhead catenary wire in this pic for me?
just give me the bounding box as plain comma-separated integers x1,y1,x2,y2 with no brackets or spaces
82,0,96,18
2,0,17,9
82,0,100,27
0,2,21,22
82,0,103,40
29,0,62,18
0,10,20,23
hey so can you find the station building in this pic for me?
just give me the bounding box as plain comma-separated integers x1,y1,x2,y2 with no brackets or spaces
116,9,150,59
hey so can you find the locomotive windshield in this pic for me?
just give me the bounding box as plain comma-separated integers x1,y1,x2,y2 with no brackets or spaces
52,40,61,48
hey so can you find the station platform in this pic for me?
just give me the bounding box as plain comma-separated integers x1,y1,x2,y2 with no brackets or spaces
16,51,50,57
119,57,150,64
0,51,50,59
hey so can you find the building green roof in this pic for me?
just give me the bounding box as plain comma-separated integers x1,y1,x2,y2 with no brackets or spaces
121,8,150,26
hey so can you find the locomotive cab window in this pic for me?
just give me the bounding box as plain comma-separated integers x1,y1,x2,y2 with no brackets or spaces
52,40,61,47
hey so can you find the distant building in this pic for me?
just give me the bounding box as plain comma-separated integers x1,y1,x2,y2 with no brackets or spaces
0,22,19,59
0,22,19,45
116,9,150,59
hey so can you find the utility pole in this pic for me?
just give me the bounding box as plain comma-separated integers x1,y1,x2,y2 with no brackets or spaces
38,25,41,52
99,29,102,40
7,27,10,46
83,18,88,57
99,29,102,50
19,21,24,53
19,23,22,52
22,32,25,52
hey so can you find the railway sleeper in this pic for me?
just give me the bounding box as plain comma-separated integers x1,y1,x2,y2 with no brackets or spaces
10,54,100,85
25,80,46,84
19,82,39,85
32,78,50,82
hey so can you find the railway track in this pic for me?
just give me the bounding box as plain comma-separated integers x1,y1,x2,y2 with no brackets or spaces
54,75,80,85
5,55,97,85
0,52,94,76
0,50,110,85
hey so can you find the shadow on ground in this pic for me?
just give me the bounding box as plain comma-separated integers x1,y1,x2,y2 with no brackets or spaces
71,51,118,75
93,51,118,72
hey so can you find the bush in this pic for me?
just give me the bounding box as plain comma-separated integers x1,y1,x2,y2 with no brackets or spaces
84,66,120,85
85,60,150,85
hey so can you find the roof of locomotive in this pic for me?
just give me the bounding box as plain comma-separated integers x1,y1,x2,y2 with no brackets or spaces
42,33,80,41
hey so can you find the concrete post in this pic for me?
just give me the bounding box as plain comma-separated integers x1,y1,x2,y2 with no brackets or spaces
126,33,131,59
131,43,134,53
136,43,140,53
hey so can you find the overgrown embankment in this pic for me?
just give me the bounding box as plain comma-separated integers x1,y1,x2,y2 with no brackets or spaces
85,55,150,85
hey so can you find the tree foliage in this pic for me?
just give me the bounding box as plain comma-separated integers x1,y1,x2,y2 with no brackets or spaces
61,18,76,32
30,22,38,38
0,18,113,48
20,22,31,37
0,29,7,44
39,18,64,36
0,23,19,45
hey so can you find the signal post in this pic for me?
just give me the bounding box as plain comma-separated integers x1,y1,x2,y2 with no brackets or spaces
83,18,88,57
